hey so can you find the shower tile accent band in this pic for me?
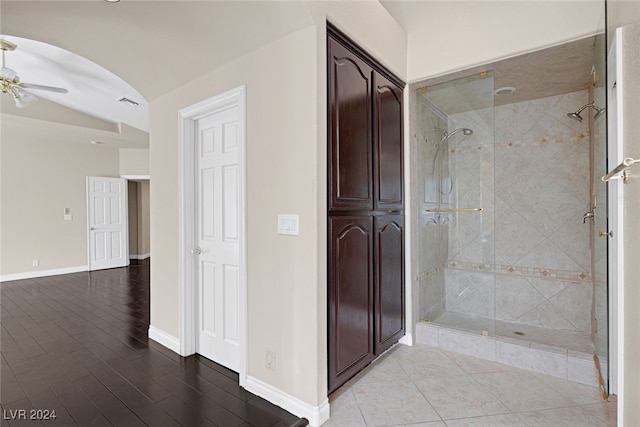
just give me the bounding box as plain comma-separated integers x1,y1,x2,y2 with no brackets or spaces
447,261,591,281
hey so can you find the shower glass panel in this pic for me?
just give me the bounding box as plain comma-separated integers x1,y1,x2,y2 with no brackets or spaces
416,72,496,336
591,33,608,394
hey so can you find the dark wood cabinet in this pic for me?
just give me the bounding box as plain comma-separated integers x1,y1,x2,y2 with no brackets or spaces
328,37,374,212
374,215,404,354
327,25,405,393
373,73,404,211
328,216,375,386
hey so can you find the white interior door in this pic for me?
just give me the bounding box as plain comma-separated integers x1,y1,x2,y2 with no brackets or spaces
87,176,129,271
195,106,241,371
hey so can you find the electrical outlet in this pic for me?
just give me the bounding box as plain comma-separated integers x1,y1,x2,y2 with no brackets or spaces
32,259,39,267
265,348,276,371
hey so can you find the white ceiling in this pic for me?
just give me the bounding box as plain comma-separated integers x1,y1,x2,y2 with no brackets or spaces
1,34,149,131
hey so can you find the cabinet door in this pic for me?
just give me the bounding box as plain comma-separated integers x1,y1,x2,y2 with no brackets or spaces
374,215,404,355
328,216,374,392
328,37,374,211
373,72,404,211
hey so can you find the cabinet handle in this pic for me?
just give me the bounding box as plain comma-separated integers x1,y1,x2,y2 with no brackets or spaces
387,209,399,213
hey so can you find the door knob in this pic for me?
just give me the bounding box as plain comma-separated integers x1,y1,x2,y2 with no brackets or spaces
599,230,612,238
191,247,203,255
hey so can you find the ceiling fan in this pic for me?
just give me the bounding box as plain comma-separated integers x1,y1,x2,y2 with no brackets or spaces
1,39,68,108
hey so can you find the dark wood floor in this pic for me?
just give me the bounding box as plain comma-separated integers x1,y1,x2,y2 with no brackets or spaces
1,260,306,427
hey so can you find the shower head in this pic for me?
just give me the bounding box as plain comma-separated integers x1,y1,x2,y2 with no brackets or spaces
436,127,473,148
437,127,473,141
567,102,606,123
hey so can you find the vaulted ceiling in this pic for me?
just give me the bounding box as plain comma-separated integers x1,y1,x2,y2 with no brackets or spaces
0,1,316,147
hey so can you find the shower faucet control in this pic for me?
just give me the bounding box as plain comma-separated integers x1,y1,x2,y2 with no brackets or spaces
582,211,594,223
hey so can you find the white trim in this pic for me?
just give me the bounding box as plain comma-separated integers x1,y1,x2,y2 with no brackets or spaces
148,326,181,354
121,174,150,181
0,265,87,282
178,85,248,384
129,253,151,260
245,376,330,427
399,333,414,346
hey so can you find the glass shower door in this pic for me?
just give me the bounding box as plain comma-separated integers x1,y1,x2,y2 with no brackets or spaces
417,72,496,336
591,33,608,396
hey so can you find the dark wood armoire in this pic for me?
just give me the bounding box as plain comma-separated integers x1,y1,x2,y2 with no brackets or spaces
327,24,405,393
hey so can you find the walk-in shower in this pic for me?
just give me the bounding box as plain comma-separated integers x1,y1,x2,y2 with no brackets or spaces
411,35,608,390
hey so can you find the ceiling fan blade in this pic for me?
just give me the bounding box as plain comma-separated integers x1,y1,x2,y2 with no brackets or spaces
20,82,68,94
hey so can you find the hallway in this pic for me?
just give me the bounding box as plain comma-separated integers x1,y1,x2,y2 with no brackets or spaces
0,261,303,426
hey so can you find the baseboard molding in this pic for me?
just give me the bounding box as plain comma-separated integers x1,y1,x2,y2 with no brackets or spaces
148,326,181,354
245,376,329,427
130,253,151,260
399,332,414,346
0,265,88,282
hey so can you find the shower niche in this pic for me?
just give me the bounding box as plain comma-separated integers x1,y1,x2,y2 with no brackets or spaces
412,35,608,390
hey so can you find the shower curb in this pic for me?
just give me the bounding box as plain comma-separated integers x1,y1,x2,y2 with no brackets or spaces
415,322,601,388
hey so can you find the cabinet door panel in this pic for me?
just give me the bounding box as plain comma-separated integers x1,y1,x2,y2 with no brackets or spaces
374,215,404,354
328,38,374,211
328,216,374,392
374,72,404,210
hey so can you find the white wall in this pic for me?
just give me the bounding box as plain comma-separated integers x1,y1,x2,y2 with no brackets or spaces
404,1,605,82
0,132,119,277
607,3,640,424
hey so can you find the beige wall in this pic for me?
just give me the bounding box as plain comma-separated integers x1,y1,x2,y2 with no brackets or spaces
119,148,149,176
128,181,139,256
608,2,640,422
127,180,150,258
150,26,320,405
405,1,605,81
0,134,119,276
149,2,407,411
138,180,150,256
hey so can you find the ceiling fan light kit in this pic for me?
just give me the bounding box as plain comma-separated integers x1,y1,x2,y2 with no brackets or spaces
1,39,68,108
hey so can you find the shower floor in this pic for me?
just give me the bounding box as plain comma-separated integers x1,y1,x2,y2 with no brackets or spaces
429,311,595,354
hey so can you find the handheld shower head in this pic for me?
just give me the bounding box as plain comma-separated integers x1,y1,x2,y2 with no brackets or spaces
450,127,473,137
437,127,473,143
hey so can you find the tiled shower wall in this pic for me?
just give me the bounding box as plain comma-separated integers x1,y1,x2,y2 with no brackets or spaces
446,90,593,332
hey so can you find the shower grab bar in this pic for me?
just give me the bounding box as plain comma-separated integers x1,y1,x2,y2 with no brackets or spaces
602,157,640,184
425,208,483,213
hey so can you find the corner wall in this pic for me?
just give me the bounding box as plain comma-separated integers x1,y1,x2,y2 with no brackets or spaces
150,25,321,408
149,2,407,420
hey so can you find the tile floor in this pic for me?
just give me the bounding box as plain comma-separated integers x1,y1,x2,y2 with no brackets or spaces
322,343,616,427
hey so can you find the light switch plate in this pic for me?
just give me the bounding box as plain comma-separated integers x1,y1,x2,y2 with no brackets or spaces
64,214,73,221
277,214,299,235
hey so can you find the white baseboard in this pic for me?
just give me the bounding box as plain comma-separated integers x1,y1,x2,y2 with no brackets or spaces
399,332,414,346
148,326,181,354
130,253,151,260
245,376,329,427
0,265,88,282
